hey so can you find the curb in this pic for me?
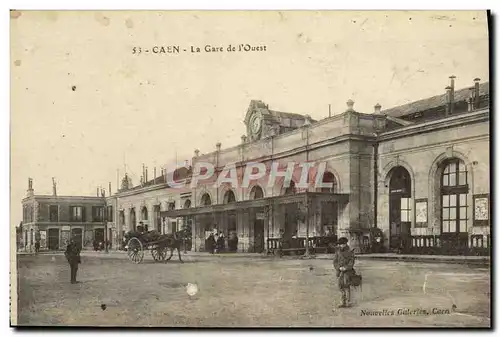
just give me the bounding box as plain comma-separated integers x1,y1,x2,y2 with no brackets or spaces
17,251,490,265
353,255,490,265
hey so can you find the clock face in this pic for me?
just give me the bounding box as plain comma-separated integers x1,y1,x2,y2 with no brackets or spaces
250,115,261,134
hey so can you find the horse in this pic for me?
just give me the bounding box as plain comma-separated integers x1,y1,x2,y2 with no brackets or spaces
160,229,190,263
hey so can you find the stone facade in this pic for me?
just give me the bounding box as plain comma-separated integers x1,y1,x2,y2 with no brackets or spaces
20,193,107,251
22,79,490,254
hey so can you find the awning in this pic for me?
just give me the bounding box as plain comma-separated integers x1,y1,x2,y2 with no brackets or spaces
160,192,349,218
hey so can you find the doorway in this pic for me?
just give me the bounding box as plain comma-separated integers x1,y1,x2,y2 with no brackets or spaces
48,228,60,251
95,228,104,243
388,166,412,251
254,217,265,253
71,228,83,248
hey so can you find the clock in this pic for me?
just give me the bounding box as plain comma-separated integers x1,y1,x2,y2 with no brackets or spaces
250,114,261,134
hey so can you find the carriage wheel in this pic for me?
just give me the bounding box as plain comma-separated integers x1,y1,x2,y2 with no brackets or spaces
151,247,167,262
127,237,144,264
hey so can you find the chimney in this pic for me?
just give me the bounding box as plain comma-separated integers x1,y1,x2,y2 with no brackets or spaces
51,177,57,196
241,135,247,144
445,86,452,116
145,166,148,182
449,75,456,114
102,189,106,197
97,187,99,197
216,142,222,151
346,99,355,112
27,178,34,195
374,103,382,114
154,167,157,182
194,149,200,157
474,78,481,109
468,87,475,112
303,115,312,126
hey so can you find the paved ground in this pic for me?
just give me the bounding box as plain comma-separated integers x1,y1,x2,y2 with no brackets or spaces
16,253,490,327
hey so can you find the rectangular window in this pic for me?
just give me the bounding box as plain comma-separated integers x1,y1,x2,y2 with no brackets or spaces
459,172,467,186
400,198,411,223
70,206,84,222
449,208,456,220
92,206,105,222
442,220,449,233
107,206,113,222
449,194,456,207
49,205,59,222
459,220,467,233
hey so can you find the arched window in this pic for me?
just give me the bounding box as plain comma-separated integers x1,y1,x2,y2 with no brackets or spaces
284,180,296,195
184,199,191,209
250,185,264,199
153,205,161,232
201,193,211,206
441,159,469,234
119,211,125,226
321,172,338,193
130,208,136,231
141,206,148,221
223,190,236,204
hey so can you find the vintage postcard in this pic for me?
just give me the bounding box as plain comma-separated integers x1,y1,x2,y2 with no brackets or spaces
10,10,490,328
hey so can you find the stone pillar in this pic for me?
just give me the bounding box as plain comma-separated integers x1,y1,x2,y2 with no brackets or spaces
191,216,197,252
239,210,251,252
237,209,244,252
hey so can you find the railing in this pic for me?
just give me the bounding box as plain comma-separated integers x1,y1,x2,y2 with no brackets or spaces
267,236,337,256
409,235,490,256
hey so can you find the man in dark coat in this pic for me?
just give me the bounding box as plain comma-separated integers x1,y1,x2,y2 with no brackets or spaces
65,237,81,284
333,237,355,308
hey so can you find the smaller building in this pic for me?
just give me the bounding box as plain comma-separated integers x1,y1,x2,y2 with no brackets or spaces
20,178,108,251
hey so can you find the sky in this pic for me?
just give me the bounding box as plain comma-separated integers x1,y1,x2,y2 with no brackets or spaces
10,10,489,228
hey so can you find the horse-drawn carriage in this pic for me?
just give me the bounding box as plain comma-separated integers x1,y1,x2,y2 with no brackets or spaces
124,230,187,264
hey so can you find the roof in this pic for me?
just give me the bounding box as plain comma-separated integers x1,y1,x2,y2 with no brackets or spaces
121,166,192,193
382,82,490,118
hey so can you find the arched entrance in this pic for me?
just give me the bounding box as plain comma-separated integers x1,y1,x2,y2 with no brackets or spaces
200,193,213,250
182,200,193,251
249,186,265,253
320,171,338,237
283,180,298,241
223,190,237,251
388,166,412,251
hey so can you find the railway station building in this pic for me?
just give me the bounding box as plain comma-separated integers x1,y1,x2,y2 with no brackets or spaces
22,76,490,255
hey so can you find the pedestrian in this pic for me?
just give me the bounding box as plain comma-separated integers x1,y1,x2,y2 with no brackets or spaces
216,232,225,253
333,237,355,308
64,236,82,284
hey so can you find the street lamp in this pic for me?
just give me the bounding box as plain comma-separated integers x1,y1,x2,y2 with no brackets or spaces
103,196,109,253
302,116,311,257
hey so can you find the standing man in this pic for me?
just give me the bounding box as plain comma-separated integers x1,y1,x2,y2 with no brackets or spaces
65,236,82,284
34,230,41,254
333,237,355,308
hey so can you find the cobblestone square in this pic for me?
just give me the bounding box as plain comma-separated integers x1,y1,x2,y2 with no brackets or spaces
16,254,490,327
